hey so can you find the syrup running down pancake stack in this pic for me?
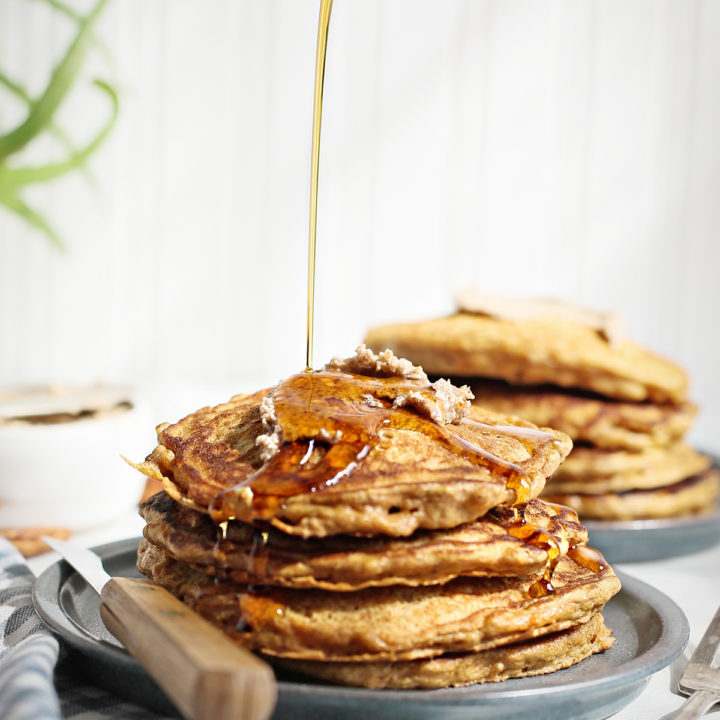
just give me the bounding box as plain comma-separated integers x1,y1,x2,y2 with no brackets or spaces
133,346,619,689
364,294,719,522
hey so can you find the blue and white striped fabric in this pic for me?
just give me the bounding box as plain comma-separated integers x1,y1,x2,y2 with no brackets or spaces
0,540,61,720
0,539,166,719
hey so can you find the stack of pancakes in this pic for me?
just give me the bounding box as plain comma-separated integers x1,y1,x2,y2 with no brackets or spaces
134,347,620,688
365,303,719,522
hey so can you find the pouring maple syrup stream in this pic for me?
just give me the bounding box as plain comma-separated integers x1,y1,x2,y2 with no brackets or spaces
306,0,333,372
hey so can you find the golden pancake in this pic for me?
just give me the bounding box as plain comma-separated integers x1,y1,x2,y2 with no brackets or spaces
140,492,587,590
273,612,614,688
133,347,618,689
545,443,711,494
543,470,720,521
137,538,619,662
364,313,687,404
467,381,696,451
134,348,571,538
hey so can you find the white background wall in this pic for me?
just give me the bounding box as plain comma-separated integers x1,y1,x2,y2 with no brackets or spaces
1,0,719,451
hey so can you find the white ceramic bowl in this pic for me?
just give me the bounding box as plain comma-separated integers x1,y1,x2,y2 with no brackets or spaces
0,388,151,530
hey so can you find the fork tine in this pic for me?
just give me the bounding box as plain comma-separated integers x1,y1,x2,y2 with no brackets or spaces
685,606,720,671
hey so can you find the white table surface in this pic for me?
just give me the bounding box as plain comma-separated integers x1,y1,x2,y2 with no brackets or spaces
611,547,720,719
27,510,720,720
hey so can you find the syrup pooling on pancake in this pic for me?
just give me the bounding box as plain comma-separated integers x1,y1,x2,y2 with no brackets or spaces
463,417,558,446
508,509,560,597
488,499,605,598
208,361,561,525
462,417,564,472
505,503,564,598
567,544,607,574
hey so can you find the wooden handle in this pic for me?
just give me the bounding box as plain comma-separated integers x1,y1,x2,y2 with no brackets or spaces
99,577,277,720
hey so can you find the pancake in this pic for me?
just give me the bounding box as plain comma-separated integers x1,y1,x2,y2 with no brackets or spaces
134,347,572,538
133,347,619,689
140,492,588,590
467,381,696,451
137,537,619,662
544,443,712,494
543,470,720,521
273,612,614,688
364,313,688,404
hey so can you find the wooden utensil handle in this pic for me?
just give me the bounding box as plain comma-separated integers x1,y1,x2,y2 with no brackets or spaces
99,577,276,720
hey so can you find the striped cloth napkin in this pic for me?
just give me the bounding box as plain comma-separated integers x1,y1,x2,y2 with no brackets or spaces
0,538,166,719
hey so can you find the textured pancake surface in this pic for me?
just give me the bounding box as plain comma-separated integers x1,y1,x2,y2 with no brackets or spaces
543,470,720,521
133,349,618,688
273,612,614,688
139,396,571,538
364,313,688,403
137,538,620,662
140,492,587,589
468,381,696,451
545,444,711,493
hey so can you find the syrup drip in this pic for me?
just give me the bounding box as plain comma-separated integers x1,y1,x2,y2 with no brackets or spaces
567,544,607,574
463,417,557,445
462,417,565,461
219,524,271,632
236,531,283,634
209,370,559,524
239,591,287,633
507,505,562,598
212,520,231,583
306,0,334,370
505,505,607,599
246,528,270,590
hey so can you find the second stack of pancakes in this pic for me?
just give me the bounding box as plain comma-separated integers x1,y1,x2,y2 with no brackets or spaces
133,346,619,688
365,296,719,522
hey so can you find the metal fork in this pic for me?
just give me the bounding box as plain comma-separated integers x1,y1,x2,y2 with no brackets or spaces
674,605,720,718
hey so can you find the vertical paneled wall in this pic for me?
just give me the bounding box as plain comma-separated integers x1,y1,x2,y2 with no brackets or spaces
1,0,718,449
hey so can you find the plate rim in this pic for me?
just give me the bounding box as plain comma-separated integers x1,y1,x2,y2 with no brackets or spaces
33,536,689,706
585,507,720,533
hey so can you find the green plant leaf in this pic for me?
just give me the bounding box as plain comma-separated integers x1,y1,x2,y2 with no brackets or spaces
0,70,90,174
33,0,115,68
0,0,108,160
0,194,65,250
0,79,118,189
